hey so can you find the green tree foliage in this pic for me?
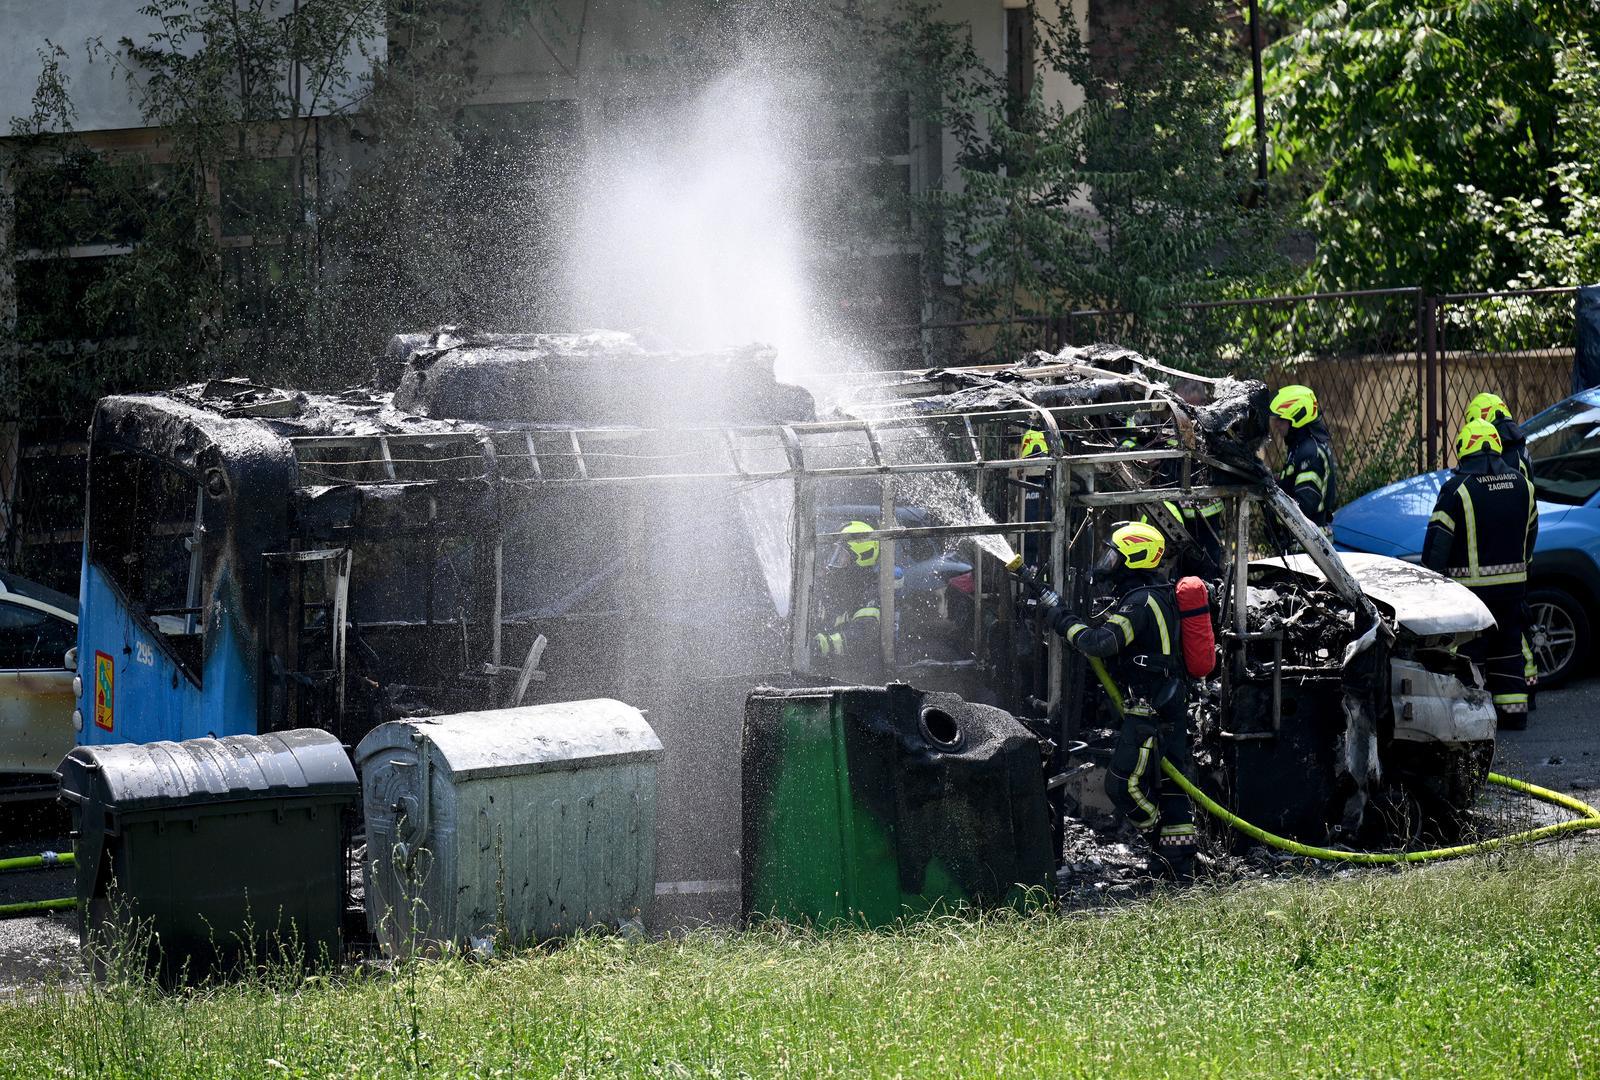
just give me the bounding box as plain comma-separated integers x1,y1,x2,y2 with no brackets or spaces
6,0,1278,394
1,2,388,417
1247,0,1600,293
1464,36,1600,290
874,1,1281,360
2,0,575,416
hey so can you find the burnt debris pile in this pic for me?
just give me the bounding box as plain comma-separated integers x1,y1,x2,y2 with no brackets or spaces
1245,579,1359,667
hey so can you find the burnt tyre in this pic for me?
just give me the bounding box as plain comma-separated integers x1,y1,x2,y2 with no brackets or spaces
1526,585,1590,689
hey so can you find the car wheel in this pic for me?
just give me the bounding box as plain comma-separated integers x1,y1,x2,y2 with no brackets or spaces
1525,586,1590,690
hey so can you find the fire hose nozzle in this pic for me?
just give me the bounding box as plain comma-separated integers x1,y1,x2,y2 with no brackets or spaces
1004,553,1025,573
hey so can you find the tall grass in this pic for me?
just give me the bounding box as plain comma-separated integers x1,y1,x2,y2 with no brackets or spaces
4,847,1600,1077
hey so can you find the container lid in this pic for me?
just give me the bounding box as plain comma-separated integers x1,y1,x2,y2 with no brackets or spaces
57,728,358,812
354,698,663,781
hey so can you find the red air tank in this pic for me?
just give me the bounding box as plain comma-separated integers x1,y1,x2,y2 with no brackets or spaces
1176,576,1217,679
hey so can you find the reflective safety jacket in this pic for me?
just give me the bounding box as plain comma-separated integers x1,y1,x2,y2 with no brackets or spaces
812,603,880,660
1049,579,1181,701
1421,455,1537,589
1150,499,1225,575
1122,426,1225,569
1277,421,1337,526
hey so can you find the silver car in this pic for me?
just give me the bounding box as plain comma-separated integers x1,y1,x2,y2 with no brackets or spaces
0,572,78,794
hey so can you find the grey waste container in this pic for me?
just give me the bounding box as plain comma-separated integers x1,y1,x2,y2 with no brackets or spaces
356,699,662,955
56,728,358,984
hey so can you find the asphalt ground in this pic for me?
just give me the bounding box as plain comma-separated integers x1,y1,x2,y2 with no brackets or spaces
1,677,1596,995
0,800,77,993
1491,677,1600,795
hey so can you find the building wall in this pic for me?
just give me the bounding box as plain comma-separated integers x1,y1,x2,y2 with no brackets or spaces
429,0,1091,346
0,0,379,135
0,0,165,134
0,0,1097,361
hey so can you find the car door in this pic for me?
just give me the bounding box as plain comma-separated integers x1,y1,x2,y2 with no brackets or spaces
0,598,78,774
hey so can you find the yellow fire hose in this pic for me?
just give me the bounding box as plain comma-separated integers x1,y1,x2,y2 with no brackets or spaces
1085,658,1600,864
0,851,73,873
0,898,76,919
0,851,78,919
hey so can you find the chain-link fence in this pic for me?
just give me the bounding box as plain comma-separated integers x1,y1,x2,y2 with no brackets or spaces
1427,288,1576,471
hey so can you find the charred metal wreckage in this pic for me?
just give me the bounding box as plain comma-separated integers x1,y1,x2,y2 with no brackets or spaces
74,331,1498,916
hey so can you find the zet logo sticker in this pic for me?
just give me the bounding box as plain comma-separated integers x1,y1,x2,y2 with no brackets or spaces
94,651,114,732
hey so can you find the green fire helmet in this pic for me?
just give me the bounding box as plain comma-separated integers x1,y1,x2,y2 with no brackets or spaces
839,520,879,568
1456,417,1504,461
1465,392,1512,424
1269,384,1319,428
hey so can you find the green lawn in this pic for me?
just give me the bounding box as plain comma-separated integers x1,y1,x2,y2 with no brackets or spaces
4,846,1600,1077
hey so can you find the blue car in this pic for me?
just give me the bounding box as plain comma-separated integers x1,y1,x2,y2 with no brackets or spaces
1334,387,1600,686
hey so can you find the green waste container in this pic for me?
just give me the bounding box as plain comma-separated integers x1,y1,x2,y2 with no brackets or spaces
57,729,358,983
742,684,1053,926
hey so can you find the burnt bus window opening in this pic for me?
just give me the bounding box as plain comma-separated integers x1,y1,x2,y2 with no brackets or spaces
87,451,204,681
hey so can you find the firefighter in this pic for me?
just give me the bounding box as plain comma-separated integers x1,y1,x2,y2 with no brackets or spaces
1465,392,1531,478
1020,522,1198,880
1019,428,1049,461
1268,384,1337,529
1120,415,1224,576
1422,418,1538,729
1463,392,1538,700
811,520,885,670
1015,428,1052,565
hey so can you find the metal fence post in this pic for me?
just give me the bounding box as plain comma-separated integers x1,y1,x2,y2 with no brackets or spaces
1423,296,1439,471
1413,291,1426,472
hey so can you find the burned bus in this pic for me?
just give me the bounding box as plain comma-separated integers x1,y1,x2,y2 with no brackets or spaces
73,332,1502,905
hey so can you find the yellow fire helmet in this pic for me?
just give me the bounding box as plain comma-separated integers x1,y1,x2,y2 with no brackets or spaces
1108,520,1166,571
1269,384,1319,428
1018,429,1049,459
841,520,880,567
1456,417,1504,461
1465,392,1512,424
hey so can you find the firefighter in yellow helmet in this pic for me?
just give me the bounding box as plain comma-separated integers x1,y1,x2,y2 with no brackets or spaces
1021,522,1197,880
1119,414,1224,576
1269,384,1337,528
1465,391,1530,478
1422,418,1538,729
1464,392,1538,699
811,520,887,670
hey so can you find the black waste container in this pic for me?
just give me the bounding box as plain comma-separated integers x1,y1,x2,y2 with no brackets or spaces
743,683,1053,926
57,729,358,983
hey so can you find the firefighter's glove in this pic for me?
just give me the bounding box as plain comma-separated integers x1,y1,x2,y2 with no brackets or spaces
1030,594,1069,632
